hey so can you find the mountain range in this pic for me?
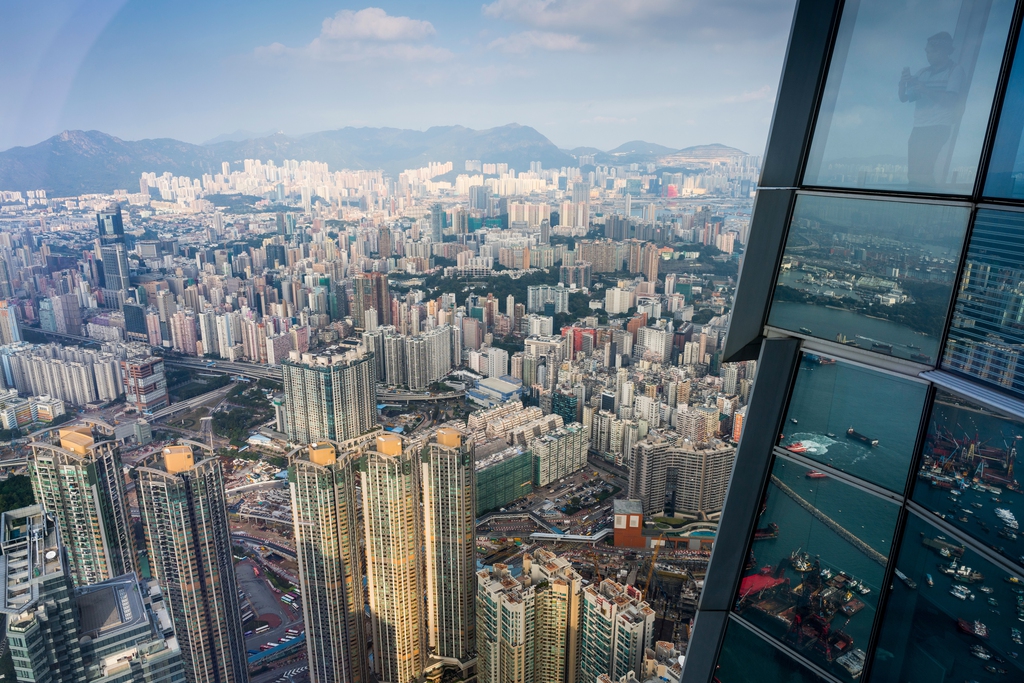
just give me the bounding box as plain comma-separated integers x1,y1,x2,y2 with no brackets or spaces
0,125,745,197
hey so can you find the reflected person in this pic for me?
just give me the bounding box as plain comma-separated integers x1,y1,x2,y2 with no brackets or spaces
898,32,965,188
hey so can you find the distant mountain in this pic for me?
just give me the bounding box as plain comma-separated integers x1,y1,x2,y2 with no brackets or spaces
201,128,281,145
0,124,576,196
606,140,678,156
659,144,748,166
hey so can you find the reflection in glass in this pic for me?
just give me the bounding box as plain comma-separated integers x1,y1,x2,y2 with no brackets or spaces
781,354,926,492
871,514,1024,682
768,195,969,363
985,31,1024,198
733,455,899,682
804,0,1014,194
716,618,827,683
945,210,1024,398
915,390,1024,569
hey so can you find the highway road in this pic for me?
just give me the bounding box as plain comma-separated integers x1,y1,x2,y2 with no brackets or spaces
147,383,235,421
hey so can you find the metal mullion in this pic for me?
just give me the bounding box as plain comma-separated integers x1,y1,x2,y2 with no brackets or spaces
780,332,936,377
792,187,974,208
772,448,906,505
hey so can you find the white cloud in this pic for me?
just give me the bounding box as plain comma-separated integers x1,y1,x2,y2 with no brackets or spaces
488,30,590,53
255,7,451,63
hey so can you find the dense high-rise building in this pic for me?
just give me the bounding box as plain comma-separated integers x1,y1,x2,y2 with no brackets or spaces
579,580,655,683
430,203,444,242
282,349,378,445
0,299,21,344
28,424,135,587
120,356,168,413
135,444,248,683
97,205,131,297
289,442,369,683
0,505,85,683
361,433,425,683
421,428,476,665
352,272,392,327
530,423,587,487
628,436,735,517
684,1,1024,681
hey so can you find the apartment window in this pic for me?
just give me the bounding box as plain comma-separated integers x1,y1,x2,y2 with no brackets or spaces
870,512,1023,681
768,194,970,363
781,353,927,492
944,209,1024,396
804,0,1015,194
985,21,1024,198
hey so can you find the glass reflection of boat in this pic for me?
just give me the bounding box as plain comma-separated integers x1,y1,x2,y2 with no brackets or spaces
906,343,921,350
926,574,934,587
911,353,931,363
799,327,813,335
827,432,836,438
950,584,971,600
753,522,779,541
789,548,814,572
979,585,994,594
785,442,809,454
871,342,893,353
846,428,879,447
806,470,827,479
1012,627,1023,645
790,418,798,424
971,644,992,660
836,648,865,680
988,597,999,606
894,568,917,590
958,618,990,639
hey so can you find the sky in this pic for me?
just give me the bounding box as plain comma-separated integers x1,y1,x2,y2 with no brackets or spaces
0,0,797,155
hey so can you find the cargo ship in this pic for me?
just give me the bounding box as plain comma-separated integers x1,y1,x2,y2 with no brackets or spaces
786,442,809,454
894,568,917,589
846,428,879,447
957,618,990,639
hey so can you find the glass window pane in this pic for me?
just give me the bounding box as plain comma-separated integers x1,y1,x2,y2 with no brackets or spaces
768,195,970,363
914,389,1024,568
715,618,828,683
734,454,900,682
870,513,1024,683
985,27,1024,198
804,0,1015,194
781,353,927,492
945,209,1024,396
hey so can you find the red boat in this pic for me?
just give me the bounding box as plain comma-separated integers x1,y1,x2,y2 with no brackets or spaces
958,618,990,639
806,471,828,479
786,442,809,454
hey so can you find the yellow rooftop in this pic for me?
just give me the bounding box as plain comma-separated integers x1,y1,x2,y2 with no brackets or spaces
376,433,403,456
59,431,94,456
162,445,195,474
308,442,337,466
435,428,462,448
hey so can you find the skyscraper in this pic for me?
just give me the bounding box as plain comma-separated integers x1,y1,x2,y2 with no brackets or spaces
353,272,392,327
28,424,136,587
361,433,425,683
579,580,655,683
289,442,369,683
282,349,378,445
0,299,21,344
135,444,248,683
430,203,444,242
97,205,131,297
421,428,476,665
0,506,85,683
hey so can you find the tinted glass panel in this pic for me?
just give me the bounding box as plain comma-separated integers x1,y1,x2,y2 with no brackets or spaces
945,210,1024,397
768,195,970,363
986,29,1024,198
870,513,1024,682
915,390,1024,568
804,0,1014,194
734,454,899,682
781,353,927,492
716,618,828,683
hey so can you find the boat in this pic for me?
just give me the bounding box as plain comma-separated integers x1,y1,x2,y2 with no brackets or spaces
894,568,917,590
910,353,932,363
826,432,836,438
1012,627,1023,645
820,567,833,580
753,523,779,541
789,548,814,573
785,442,809,454
846,428,879,447
950,585,971,600
790,418,798,424
858,584,871,595
989,597,999,606
836,648,865,680
984,666,1007,674
971,644,992,660
906,343,921,350
799,327,813,335
872,342,893,353
806,470,828,479
980,586,994,594
954,565,985,584
958,618,990,639
926,574,934,587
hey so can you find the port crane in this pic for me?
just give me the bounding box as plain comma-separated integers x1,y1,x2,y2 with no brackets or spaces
642,534,667,599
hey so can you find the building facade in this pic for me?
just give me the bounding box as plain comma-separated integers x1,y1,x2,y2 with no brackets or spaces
683,1,1024,681
282,349,378,445
135,445,248,683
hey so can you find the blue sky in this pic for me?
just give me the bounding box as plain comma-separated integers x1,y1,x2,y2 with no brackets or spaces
0,0,796,154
